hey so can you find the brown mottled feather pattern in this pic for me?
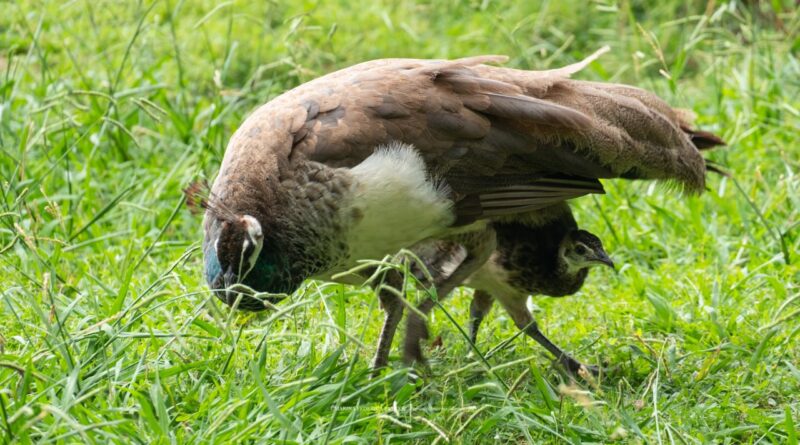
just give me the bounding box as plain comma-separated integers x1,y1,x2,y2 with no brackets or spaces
199,51,726,359
210,53,723,230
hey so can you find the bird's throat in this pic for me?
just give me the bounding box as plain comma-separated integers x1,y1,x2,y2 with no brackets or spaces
551,258,590,296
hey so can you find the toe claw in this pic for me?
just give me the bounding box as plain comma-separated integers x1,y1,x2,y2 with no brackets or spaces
582,364,601,377
560,356,601,378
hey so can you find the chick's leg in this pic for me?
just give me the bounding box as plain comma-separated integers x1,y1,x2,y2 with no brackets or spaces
403,228,497,365
494,292,597,376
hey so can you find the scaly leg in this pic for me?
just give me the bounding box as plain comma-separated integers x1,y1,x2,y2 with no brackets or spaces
371,243,461,373
403,228,497,365
468,289,494,345
371,271,405,371
494,292,598,376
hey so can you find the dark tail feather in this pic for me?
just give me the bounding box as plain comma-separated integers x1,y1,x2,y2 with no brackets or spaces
683,127,728,179
688,129,726,150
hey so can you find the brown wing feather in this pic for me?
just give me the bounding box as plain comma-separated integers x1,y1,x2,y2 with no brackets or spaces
218,52,723,224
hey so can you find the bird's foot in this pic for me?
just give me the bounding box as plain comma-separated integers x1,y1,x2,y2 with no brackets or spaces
403,313,430,366
402,340,427,368
402,337,435,385
560,355,601,378
370,360,388,379
579,363,601,378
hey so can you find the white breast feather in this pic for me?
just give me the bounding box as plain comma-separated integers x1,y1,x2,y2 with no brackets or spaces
344,142,455,264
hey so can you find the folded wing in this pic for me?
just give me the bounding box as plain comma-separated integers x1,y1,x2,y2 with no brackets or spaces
255,52,724,223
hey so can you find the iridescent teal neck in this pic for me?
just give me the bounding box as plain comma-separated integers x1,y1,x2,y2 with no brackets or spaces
241,251,297,295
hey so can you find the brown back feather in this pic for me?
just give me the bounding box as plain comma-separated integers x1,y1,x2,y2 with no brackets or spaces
215,51,726,223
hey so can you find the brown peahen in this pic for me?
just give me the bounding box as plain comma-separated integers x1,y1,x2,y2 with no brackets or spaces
187,48,725,373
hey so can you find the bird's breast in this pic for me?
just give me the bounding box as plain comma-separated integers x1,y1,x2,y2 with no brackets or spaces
334,142,456,270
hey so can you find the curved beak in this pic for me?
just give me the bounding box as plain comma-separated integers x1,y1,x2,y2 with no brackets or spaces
221,267,266,310
593,252,616,271
222,266,236,288
222,266,241,305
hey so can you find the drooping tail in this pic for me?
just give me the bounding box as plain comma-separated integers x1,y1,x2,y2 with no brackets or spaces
685,128,726,150
680,124,728,176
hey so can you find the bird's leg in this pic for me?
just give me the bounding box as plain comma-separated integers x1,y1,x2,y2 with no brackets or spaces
372,292,404,372
403,228,497,365
402,296,437,366
371,270,406,373
494,293,598,376
524,321,598,376
372,246,457,372
468,290,494,345
371,243,459,374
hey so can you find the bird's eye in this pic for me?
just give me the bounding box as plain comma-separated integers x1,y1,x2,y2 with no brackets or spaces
575,245,588,255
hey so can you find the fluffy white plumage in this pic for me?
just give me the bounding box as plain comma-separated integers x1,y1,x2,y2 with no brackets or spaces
342,142,454,266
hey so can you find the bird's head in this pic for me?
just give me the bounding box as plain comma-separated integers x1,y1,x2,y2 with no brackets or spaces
209,214,264,288
186,182,293,311
560,229,615,271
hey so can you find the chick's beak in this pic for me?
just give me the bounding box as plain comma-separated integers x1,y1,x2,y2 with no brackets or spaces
593,252,616,271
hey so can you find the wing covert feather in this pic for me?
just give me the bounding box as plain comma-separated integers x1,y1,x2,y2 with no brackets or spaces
220,51,723,223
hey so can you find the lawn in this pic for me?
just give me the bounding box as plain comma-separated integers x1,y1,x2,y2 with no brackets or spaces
1,0,798,443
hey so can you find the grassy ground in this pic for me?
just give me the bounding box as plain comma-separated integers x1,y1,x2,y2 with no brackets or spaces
1,0,799,443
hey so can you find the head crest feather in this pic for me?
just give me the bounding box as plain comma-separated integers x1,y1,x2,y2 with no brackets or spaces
183,180,238,222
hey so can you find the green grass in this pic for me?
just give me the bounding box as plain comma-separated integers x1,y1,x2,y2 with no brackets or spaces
1,0,798,443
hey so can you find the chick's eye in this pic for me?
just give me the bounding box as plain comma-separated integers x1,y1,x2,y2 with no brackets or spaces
575,245,587,255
